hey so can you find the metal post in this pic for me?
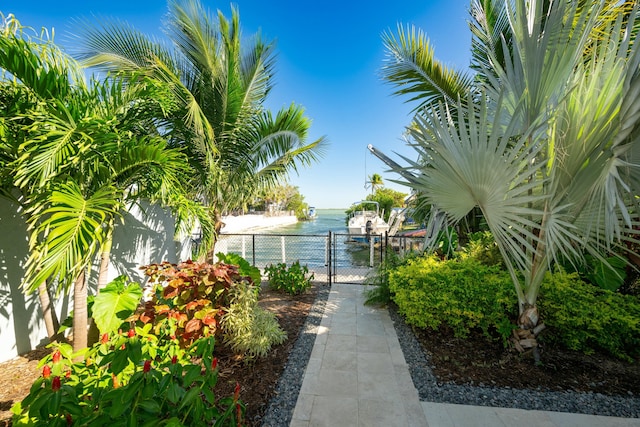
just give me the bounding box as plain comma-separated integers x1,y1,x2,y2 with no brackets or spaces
369,235,375,267
241,235,246,259
328,231,332,286
252,234,256,266
281,236,286,263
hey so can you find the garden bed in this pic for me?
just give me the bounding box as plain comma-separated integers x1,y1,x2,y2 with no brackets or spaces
2,282,639,425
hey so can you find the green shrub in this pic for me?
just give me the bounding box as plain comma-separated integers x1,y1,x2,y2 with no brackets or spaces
264,261,314,295
559,254,627,292
216,252,262,286
222,281,287,359
364,251,417,306
538,269,640,361
389,255,516,342
460,231,504,267
12,323,243,426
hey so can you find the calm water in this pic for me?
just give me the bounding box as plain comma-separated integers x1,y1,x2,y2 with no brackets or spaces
265,209,348,235
218,209,378,270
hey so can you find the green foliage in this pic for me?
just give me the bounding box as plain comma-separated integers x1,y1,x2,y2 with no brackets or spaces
585,256,627,292
435,226,458,259
364,251,416,306
366,188,407,222
135,260,252,347
92,276,143,335
216,252,262,286
389,255,516,343
388,250,640,360
538,269,640,361
222,281,287,359
12,330,244,426
345,188,408,223
562,255,627,292
264,261,314,295
459,231,503,267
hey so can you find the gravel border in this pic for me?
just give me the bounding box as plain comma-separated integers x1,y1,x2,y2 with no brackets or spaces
389,304,640,419
261,283,331,427
262,283,640,425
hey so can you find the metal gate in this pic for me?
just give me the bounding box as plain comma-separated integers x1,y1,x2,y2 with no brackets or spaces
215,232,389,284
328,232,384,284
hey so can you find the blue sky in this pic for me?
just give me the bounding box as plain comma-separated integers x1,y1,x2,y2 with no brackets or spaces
3,1,472,209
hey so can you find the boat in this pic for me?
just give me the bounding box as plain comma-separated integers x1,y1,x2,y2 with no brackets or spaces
347,201,389,243
307,206,317,220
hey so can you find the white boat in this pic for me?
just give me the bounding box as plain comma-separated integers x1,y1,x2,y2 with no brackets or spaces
347,201,389,242
307,206,317,219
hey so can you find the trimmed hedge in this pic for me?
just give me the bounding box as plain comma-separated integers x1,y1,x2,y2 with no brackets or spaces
538,269,640,361
389,254,640,360
389,255,517,342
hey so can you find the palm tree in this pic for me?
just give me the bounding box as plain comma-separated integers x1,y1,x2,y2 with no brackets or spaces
0,16,202,352
377,0,640,359
367,173,384,194
75,0,327,258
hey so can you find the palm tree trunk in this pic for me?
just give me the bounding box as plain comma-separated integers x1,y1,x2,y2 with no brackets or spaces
205,209,223,263
72,269,88,356
88,228,114,345
97,224,114,290
36,281,60,340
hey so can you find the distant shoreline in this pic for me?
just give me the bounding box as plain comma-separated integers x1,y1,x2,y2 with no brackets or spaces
220,213,298,233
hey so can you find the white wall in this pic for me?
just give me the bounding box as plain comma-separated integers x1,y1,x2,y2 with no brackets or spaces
0,200,190,363
0,199,59,362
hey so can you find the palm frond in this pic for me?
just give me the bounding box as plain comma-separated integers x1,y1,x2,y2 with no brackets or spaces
381,23,475,111
469,0,512,78
0,19,80,100
23,181,120,293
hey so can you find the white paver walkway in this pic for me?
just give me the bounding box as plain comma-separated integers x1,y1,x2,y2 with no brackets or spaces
290,283,640,427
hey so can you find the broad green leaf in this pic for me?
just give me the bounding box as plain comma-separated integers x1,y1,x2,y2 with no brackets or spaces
92,276,143,334
110,349,130,375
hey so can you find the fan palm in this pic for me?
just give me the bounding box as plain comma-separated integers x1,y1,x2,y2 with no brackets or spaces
0,16,203,352
75,0,327,258
377,0,640,357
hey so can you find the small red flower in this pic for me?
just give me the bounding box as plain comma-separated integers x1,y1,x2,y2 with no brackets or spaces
171,355,178,364
65,370,71,379
211,357,218,370
112,374,119,389
52,376,61,391
120,344,126,350
128,328,135,338
143,360,152,373
233,382,240,401
66,413,73,426
100,333,109,344
52,350,61,363
42,365,51,379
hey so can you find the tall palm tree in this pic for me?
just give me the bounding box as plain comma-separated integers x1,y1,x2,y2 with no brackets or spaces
377,0,640,358
75,0,327,258
0,16,203,352
367,173,384,194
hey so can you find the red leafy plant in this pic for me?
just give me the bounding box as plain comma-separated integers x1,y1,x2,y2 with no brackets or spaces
135,260,254,346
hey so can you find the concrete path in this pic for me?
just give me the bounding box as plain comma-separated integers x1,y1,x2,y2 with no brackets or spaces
290,283,640,427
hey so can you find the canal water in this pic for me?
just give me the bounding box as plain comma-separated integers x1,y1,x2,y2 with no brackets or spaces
265,209,348,234
218,209,379,271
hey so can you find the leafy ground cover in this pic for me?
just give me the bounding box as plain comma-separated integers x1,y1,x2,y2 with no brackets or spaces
1,281,638,427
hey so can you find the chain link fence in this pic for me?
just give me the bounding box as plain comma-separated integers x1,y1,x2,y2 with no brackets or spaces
215,232,426,284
